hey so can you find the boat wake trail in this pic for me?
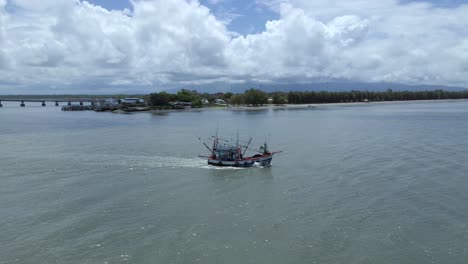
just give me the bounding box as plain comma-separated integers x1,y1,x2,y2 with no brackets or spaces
121,155,258,170
63,153,247,170
111,155,209,169
44,152,256,170
117,155,249,170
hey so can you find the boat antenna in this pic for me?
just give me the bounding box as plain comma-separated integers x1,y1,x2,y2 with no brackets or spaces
242,137,252,156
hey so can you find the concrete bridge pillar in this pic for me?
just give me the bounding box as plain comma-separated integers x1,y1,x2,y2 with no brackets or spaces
20,101,25,107
79,101,83,106
68,101,71,106
42,101,46,107
55,101,59,106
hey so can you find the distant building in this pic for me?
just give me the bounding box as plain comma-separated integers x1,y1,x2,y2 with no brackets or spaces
101,98,119,106
214,98,226,105
97,98,119,110
120,98,145,104
169,101,192,109
201,98,209,104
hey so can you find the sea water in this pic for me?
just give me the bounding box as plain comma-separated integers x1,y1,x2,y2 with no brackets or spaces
1,100,467,264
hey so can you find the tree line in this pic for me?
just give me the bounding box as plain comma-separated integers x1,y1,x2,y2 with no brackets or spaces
285,89,468,104
227,88,468,105
148,88,468,108
149,89,203,108
148,89,235,108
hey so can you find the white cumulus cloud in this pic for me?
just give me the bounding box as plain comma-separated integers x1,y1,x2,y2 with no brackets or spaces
0,0,467,93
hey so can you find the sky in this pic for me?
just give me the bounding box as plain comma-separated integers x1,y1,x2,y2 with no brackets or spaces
1,0,468,94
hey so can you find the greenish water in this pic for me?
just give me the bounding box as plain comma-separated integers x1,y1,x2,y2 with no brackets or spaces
1,101,468,264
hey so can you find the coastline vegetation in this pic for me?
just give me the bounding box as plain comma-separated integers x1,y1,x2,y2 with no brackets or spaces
149,89,204,108
4,88,468,110
147,88,468,108
149,89,234,109
285,89,468,104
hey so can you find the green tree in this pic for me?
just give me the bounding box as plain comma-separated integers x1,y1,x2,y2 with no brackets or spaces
229,94,245,105
223,92,234,101
149,92,171,107
272,92,287,105
244,88,268,106
175,89,203,107
192,98,202,108
176,89,196,102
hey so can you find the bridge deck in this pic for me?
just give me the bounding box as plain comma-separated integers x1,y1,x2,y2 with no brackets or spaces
0,98,100,102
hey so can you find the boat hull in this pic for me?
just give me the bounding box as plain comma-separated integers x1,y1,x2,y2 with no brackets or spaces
207,154,273,167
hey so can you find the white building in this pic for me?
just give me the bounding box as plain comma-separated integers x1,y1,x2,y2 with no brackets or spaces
214,98,226,105
120,98,145,104
102,98,119,106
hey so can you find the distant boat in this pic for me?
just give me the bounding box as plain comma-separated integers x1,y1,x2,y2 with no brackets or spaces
199,135,281,167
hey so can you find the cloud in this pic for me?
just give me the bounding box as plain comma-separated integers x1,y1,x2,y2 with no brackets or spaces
227,4,371,83
254,0,468,85
0,0,468,93
0,0,232,93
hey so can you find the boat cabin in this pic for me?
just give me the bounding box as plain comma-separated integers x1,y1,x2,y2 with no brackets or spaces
213,144,243,161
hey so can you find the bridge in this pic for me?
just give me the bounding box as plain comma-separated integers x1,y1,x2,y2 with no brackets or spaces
0,98,101,107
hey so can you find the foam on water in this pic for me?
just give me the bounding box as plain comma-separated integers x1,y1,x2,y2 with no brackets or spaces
114,155,250,170
39,152,255,170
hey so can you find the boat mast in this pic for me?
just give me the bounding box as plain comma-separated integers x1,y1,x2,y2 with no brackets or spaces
242,137,253,156
213,123,219,155
236,131,240,159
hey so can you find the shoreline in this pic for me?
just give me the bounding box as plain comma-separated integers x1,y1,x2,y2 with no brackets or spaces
1,98,465,112
147,98,468,113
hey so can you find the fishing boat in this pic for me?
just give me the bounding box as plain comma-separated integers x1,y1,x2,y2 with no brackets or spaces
199,135,281,167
